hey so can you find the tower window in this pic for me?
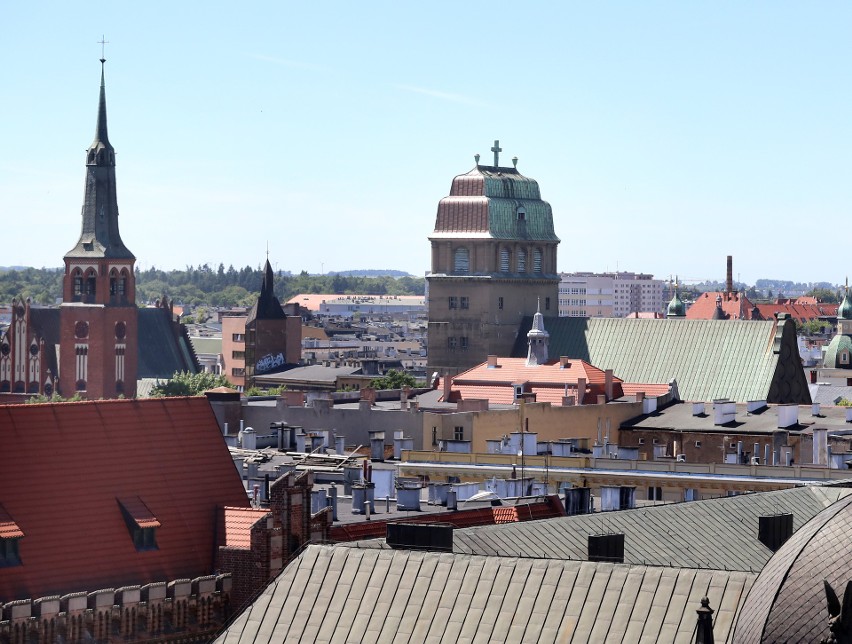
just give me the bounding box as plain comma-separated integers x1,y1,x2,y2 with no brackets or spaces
73,270,83,298
498,297,504,310
447,337,457,350
0,538,21,567
500,248,511,272
454,247,469,274
533,249,543,273
517,249,526,273
459,336,469,350
545,297,551,311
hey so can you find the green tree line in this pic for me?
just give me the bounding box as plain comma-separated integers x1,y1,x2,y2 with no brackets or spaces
0,265,425,308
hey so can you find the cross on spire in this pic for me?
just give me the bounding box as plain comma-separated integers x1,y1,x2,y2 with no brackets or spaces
491,140,502,167
98,35,109,63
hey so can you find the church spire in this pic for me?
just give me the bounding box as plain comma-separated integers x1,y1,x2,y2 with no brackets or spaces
526,298,550,366
65,58,134,260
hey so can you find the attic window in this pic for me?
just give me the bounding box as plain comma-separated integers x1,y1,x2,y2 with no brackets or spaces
517,206,526,221
0,504,23,567
118,497,160,552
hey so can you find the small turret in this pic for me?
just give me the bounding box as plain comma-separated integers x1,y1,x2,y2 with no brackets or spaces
666,277,686,319
526,299,549,366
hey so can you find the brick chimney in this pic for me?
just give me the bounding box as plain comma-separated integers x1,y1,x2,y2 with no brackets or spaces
726,255,733,295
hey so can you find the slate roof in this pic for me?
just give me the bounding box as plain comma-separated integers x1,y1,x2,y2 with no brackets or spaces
733,492,852,643
452,486,852,571
137,307,198,378
213,544,755,644
510,316,809,404
0,397,250,602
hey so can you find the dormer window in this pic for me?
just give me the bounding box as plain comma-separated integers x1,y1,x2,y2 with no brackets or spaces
118,497,160,552
517,206,526,221
0,504,23,567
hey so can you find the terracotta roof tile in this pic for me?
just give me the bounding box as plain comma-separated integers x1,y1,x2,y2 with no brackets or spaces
117,496,161,529
221,507,270,549
0,504,24,539
0,397,250,603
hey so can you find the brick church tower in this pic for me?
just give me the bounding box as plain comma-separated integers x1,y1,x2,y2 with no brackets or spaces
427,141,560,375
59,58,137,399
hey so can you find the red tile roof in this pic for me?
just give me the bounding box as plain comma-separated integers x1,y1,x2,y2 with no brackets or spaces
0,504,24,539
449,358,625,405
0,397,249,603
117,496,161,529
220,507,270,549
686,291,757,320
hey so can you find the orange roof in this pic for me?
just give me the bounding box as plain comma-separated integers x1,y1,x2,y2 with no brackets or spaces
0,397,250,603
220,507,270,549
686,291,757,320
0,504,24,539
450,358,626,405
754,302,838,323
621,382,671,397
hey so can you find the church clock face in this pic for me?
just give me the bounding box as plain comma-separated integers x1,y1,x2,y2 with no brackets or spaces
75,321,89,339
115,321,126,340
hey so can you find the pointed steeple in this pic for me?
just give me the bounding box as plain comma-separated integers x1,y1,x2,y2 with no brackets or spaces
247,259,286,324
526,298,550,366
65,58,133,260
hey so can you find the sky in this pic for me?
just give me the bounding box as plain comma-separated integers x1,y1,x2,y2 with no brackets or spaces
2,2,852,286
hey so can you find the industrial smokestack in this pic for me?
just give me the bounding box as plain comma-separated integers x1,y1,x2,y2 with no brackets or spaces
726,255,733,295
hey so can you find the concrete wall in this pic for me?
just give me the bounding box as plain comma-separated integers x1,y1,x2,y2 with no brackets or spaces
240,398,425,450
423,400,646,453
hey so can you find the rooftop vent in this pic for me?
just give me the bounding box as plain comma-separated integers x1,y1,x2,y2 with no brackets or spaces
758,513,793,552
564,487,592,516
712,400,736,425
692,402,705,416
777,404,799,429
747,400,766,413
387,523,453,552
588,533,625,563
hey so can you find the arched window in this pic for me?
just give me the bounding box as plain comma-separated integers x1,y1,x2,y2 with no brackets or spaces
85,269,97,297
533,248,543,273
109,268,119,296
500,248,511,273
72,269,83,298
453,247,469,274
517,249,526,273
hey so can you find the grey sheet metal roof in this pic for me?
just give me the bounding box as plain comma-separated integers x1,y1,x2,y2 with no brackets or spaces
511,316,809,404
213,545,755,644
453,486,852,572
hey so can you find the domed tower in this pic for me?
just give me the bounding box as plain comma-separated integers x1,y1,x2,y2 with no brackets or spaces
823,280,852,369
733,493,852,643
427,141,560,374
59,57,137,398
666,277,686,319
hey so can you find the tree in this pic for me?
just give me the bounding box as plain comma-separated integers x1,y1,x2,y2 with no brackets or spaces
369,369,417,390
805,288,840,304
150,371,235,397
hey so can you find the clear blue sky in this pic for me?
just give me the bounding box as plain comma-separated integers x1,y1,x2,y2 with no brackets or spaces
3,2,851,285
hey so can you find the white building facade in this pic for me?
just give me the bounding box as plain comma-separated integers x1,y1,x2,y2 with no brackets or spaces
559,272,667,318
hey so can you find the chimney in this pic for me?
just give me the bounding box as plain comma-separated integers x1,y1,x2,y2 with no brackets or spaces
562,395,576,407
812,403,821,416
576,378,587,405
604,369,614,400
777,404,799,429
442,373,452,401
588,533,625,563
559,356,570,369
726,255,733,295
813,427,828,465
747,400,766,413
241,427,257,450
758,513,794,551
635,391,645,403
597,394,606,405
487,355,498,368
712,400,736,425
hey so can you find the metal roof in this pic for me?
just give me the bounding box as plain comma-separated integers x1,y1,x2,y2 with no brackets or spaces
453,486,852,571
511,316,810,404
213,544,755,643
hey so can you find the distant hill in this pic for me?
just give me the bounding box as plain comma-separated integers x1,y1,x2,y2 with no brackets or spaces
325,270,414,278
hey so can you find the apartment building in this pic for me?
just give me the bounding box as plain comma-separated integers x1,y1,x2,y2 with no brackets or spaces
559,271,666,318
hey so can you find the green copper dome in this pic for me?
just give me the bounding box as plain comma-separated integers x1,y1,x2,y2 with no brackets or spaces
666,292,686,318
838,290,852,320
